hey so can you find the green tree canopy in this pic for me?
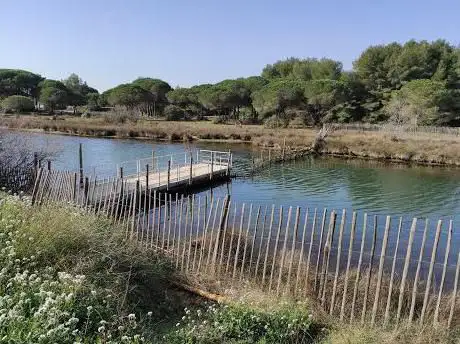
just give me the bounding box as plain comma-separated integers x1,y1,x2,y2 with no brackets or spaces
132,78,172,116
38,79,69,113
262,58,342,81
0,69,44,98
384,79,460,126
252,80,305,118
104,84,152,113
1,95,35,113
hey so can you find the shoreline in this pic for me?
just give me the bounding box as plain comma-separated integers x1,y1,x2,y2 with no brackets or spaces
1,115,460,168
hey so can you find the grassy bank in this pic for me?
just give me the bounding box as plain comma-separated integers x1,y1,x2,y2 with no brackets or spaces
2,114,460,166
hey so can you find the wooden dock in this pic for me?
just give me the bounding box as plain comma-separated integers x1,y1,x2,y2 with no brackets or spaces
32,149,233,207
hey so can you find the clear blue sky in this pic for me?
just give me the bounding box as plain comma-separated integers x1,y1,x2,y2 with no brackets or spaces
1,0,459,92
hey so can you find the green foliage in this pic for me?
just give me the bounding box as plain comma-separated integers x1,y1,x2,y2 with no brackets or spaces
0,69,44,98
105,84,151,109
252,80,305,118
1,95,35,113
164,302,316,344
384,79,460,125
262,58,342,81
63,73,99,111
164,104,187,121
38,79,69,113
0,195,176,343
264,115,289,128
86,92,101,111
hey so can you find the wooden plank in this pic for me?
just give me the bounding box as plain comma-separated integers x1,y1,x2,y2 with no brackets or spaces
420,219,442,325
448,252,460,328
213,196,230,276
232,203,246,280
217,198,232,276
320,210,336,304
304,208,317,295
225,204,238,274
240,203,254,282
249,205,262,275
286,207,301,294
192,196,202,271
340,211,357,321
409,219,429,323
255,205,269,278
350,213,367,323
331,209,346,315
314,209,328,293
371,215,391,326
175,196,184,268
361,215,378,324
295,208,309,294
206,198,221,272
384,216,403,325
261,205,275,286
434,220,453,325
269,206,284,292
198,197,214,273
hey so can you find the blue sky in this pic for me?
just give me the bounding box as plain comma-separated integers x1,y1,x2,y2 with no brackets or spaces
1,0,459,91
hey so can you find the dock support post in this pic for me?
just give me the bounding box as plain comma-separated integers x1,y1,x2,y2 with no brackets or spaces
226,150,231,176
210,152,214,180
189,156,193,185
145,164,149,190
47,160,51,171
167,160,171,190
118,166,123,179
79,143,83,187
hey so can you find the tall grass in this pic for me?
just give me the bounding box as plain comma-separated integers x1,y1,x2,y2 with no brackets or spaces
1,114,460,166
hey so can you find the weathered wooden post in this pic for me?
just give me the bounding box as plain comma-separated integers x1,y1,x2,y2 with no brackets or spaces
47,160,51,171
72,172,77,202
33,152,38,172
282,137,286,161
268,149,271,165
152,150,155,172
189,156,193,185
84,177,89,207
226,150,231,176
210,152,214,180
145,164,149,190
167,160,171,190
79,143,84,187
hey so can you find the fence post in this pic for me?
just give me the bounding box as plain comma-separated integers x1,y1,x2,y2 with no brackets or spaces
145,164,149,190
226,150,231,176
189,156,193,185
350,213,367,323
47,160,51,171
340,211,356,321
31,168,43,205
434,220,453,325
167,160,171,190
84,177,89,207
448,252,460,328
210,152,214,180
362,215,378,324
330,209,346,315
152,150,155,172
420,220,442,325
79,143,83,187
371,216,391,326
33,152,38,172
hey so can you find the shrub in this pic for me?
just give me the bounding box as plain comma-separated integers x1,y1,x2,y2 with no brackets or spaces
164,302,317,344
1,95,35,113
264,115,288,129
164,105,186,121
288,116,307,128
0,194,177,343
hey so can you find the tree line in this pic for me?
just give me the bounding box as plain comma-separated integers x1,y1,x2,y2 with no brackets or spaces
1,39,460,126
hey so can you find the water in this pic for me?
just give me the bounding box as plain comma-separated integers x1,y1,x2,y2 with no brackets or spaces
8,131,460,220
5,131,460,286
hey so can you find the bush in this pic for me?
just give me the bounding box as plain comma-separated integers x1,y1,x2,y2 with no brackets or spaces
164,302,317,344
288,116,306,128
1,95,35,113
264,115,288,129
164,105,187,121
102,108,138,124
0,194,177,343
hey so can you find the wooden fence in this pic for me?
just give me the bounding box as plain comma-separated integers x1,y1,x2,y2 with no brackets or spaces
31,168,460,329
